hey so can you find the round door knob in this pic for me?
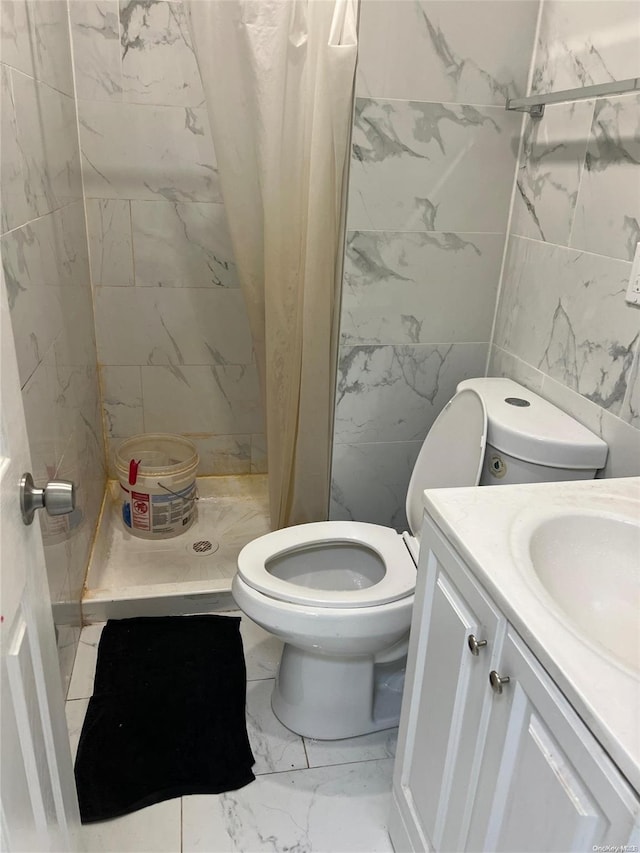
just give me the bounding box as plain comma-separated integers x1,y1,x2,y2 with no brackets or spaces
467,634,487,656
20,473,76,526
489,670,510,695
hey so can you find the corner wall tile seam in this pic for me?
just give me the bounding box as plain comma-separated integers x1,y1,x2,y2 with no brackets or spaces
65,0,109,478
485,0,544,376
2,61,75,101
0,198,82,240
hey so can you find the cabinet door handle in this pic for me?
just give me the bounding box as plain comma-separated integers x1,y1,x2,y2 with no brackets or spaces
467,634,487,656
489,670,510,694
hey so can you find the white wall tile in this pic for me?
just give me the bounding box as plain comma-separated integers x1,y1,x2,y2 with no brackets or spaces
11,69,83,217
1,0,74,95
330,440,423,530
2,203,90,387
1,64,30,232
191,435,252,476
131,201,238,288
119,0,205,106
357,0,538,105
141,364,263,435
79,100,221,202
23,0,75,94
100,365,143,437
621,347,640,429
570,95,640,262
1,0,32,77
487,345,545,393
69,1,122,102
348,98,521,232
341,230,503,345
532,1,640,95
21,348,64,480
250,434,267,474
58,397,108,597
493,2,640,467
511,100,594,246
495,236,638,417
335,342,488,444
86,199,134,286
94,286,253,367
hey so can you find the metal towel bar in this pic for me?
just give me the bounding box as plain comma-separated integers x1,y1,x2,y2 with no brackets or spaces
505,77,640,119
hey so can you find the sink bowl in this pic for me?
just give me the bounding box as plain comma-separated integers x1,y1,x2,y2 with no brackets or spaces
513,506,640,674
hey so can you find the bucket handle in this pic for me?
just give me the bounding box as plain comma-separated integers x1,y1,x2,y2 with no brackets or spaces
156,481,199,504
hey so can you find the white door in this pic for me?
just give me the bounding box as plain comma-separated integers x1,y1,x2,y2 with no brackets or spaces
0,274,80,851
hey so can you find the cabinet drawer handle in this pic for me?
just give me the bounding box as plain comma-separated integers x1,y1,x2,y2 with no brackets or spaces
489,670,510,694
467,634,487,656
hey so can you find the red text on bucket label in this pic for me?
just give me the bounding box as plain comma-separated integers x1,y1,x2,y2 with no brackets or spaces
131,491,151,531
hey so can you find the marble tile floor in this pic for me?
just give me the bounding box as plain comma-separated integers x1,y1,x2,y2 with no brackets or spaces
83,476,270,619
66,613,397,853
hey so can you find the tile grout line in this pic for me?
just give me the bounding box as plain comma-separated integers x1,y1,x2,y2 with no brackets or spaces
253,752,396,778
301,737,310,770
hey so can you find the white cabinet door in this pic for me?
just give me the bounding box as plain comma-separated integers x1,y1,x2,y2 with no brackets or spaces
393,523,506,852
466,628,639,852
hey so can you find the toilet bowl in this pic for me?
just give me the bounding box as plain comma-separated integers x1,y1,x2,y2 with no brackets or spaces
233,522,416,738
234,378,608,740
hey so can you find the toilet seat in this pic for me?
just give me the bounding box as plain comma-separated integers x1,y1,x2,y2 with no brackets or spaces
237,521,416,609
237,389,486,612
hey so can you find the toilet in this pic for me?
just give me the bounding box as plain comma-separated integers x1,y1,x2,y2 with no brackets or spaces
232,378,608,740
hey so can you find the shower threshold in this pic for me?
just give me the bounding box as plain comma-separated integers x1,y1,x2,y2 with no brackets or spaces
82,475,270,622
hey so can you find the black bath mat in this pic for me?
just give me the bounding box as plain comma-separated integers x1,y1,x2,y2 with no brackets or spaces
74,615,255,823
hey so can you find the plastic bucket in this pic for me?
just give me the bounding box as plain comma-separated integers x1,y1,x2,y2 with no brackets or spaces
115,434,199,539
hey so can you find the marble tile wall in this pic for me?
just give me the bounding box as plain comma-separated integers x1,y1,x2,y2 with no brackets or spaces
1,0,106,692
491,0,640,478
69,0,265,477
330,0,539,529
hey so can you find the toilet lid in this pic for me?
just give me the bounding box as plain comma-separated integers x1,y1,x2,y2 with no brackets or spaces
405,388,487,537
237,521,416,608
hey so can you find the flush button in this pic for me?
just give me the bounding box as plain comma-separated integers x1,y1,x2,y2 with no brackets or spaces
505,397,530,407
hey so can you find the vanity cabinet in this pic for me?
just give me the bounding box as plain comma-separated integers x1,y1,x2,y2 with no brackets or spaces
389,516,640,853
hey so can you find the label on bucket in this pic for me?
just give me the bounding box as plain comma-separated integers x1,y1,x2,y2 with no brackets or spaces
131,491,151,531
121,479,196,536
150,483,196,532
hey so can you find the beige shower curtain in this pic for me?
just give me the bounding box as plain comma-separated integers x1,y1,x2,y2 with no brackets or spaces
187,0,358,529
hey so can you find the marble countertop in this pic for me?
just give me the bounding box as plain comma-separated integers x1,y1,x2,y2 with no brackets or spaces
422,476,640,793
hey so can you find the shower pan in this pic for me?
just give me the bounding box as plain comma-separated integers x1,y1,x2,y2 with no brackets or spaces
82,475,270,621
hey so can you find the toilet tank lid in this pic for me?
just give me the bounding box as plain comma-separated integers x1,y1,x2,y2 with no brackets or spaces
456,378,608,469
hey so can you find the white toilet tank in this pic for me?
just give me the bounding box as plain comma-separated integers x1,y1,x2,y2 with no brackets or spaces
457,378,608,485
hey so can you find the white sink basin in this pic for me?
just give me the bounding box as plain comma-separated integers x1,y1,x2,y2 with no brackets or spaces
513,505,640,674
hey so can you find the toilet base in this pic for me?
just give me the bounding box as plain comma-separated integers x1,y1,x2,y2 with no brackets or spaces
271,642,406,739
